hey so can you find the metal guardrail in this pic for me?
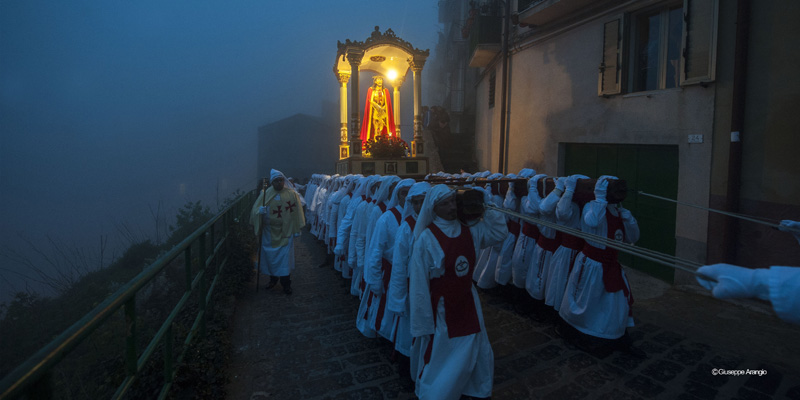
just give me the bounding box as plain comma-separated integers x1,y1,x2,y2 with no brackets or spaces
0,190,257,400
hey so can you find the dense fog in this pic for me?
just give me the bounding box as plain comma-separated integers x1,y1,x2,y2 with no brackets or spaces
0,1,440,301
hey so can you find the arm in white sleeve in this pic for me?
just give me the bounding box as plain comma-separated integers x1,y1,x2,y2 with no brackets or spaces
555,190,576,222
768,266,800,325
335,205,356,255
474,206,509,249
583,200,608,228
387,223,413,314
363,207,381,262
348,209,362,265
356,206,372,268
620,207,640,244
539,189,561,216
364,213,390,288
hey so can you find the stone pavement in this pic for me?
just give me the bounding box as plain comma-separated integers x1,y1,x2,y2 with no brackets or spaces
227,229,800,399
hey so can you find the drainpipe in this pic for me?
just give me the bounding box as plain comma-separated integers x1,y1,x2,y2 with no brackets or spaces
497,0,511,174
722,0,749,263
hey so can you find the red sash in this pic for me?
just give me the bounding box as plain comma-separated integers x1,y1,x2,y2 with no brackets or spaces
378,202,387,213
536,231,562,253
521,221,539,239
427,223,480,338
561,233,584,251
506,219,521,237
389,208,401,224
405,216,416,231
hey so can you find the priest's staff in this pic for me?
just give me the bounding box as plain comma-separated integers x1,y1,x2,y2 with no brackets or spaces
256,178,267,293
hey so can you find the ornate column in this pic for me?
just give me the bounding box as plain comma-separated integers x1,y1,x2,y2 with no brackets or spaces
410,58,426,157
337,72,350,159
347,50,365,157
392,76,403,138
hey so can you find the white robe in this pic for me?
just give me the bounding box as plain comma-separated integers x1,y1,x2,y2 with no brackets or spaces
494,191,522,285
361,206,402,340
472,192,504,289
334,194,353,277
544,193,582,311
510,198,540,288
559,201,640,339
525,190,560,299
767,266,800,324
409,209,506,400
388,219,415,360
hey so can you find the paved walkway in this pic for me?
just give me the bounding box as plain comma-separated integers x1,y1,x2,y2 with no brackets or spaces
227,229,800,399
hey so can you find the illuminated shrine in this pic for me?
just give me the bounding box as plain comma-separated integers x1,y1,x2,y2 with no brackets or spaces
333,26,429,177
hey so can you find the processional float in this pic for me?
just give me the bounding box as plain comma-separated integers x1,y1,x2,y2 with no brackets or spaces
333,26,430,178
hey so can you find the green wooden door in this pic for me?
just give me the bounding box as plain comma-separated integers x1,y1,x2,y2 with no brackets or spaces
564,144,678,283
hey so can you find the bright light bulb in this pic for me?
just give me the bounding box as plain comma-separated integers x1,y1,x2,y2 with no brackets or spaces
387,70,397,82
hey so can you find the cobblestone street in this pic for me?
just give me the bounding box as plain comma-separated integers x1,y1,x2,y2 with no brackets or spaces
226,229,800,399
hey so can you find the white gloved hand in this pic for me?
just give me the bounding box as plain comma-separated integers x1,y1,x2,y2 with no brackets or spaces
619,207,633,221
594,176,611,202
696,263,770,301
258,206,268,215
565,176,579,193
334,245,345,256
555,177,566,192
369,282,383,296
778,220,800,244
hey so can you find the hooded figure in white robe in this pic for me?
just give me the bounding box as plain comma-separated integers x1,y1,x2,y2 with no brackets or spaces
525,175,562,300
544,174,590,311
494,169,536,286
335,176,368,281
356,175,400,337
332,175,361,278
250,169,306,294
560,176,640,339
363,178,415,341
472,173,505,289
388,181,431,377
511,174,547,288
349,175,382,297
409,185,507,400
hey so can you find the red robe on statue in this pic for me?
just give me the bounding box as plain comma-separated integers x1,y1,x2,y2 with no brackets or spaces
360,86,396,149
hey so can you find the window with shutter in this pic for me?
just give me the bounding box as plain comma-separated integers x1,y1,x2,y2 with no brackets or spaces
597,0,718,96
598,18,623,96
680,0,718,85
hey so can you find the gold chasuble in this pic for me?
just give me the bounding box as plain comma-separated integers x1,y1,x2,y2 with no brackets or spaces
250,187,306,248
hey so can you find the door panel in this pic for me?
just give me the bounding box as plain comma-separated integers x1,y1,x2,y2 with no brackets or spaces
564,144,678,283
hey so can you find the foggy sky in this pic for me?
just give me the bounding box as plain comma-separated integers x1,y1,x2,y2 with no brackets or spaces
0,1,441,299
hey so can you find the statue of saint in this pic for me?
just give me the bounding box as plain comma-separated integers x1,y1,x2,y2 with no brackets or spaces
360,76,396,148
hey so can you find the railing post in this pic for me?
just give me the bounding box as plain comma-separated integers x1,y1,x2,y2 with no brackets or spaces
198,232,207,336
210,223,216,274
164,324,173,383
124,295,137,376
184,247,192,292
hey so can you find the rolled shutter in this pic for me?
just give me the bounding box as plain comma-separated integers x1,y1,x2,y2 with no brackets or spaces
681,0,718,85
598,18,623,96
